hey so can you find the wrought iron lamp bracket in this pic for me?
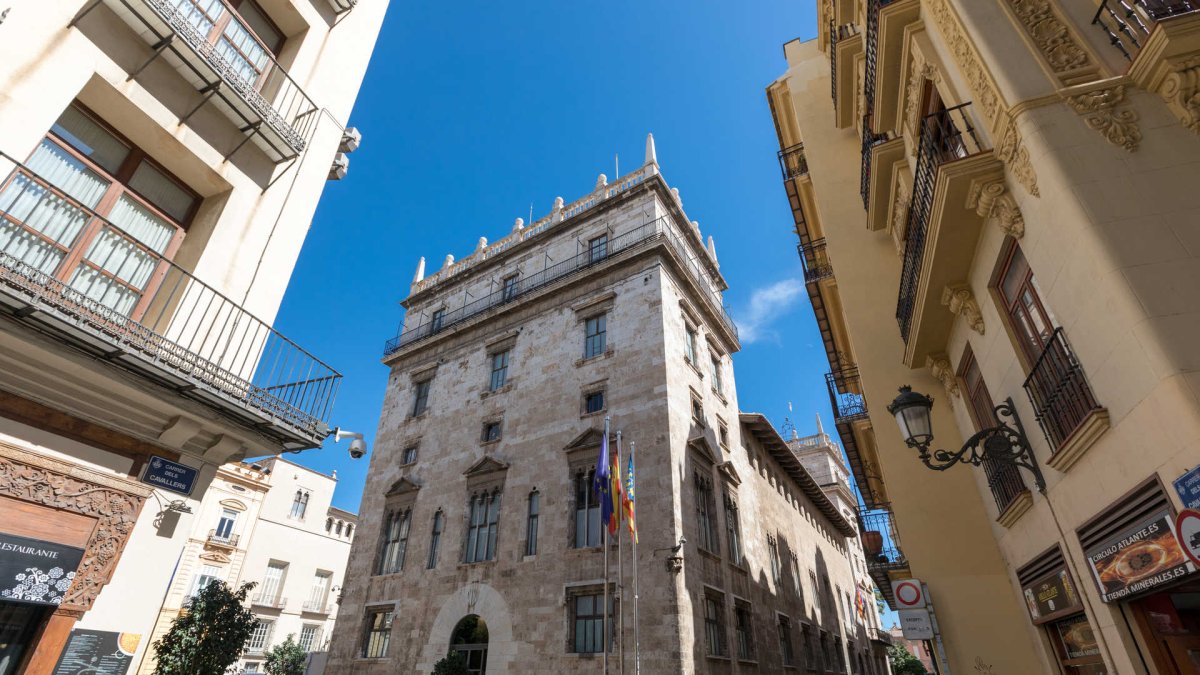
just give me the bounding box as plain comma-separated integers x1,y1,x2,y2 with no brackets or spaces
908,398,1046,493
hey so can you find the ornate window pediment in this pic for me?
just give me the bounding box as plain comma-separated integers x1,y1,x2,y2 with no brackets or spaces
687,433,719,465
463,455,509,478
387,477,422,497
563,428,605,454
716,461,742,486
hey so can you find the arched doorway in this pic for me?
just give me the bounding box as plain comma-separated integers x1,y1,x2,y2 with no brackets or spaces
451,615,488,674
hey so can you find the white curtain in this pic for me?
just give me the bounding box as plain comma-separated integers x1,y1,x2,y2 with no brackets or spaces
169,0,223,35
67,196,173,316
218,21,270,85
0,140,107,274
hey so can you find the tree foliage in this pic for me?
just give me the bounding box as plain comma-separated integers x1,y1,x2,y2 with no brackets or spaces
152,581,258,675
432,650,470,675
265,634,308,675
888,642,929,675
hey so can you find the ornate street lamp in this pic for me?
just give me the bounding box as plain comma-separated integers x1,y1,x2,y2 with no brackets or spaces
886,385,1046,492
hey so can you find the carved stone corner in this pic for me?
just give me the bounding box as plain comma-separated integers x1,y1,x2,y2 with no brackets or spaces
1160,56,1200,135
1063,84,1142,151
890,181,911,255
941,283,986,335
925,352,960,399
996,124,1040,197
967,178,1024,239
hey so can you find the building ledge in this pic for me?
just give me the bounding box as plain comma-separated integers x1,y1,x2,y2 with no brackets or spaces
996,490,1033,529
1045,408,1110,472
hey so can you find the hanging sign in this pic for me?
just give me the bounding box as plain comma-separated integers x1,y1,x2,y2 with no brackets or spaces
898,609,935,640
1173,467,1200,510
1021,567,1083,624
140,455,198,496
1084,509,1196,603
892,579,926,609
0,532,84,606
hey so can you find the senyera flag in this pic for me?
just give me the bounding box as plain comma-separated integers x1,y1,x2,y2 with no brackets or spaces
623,442,638,543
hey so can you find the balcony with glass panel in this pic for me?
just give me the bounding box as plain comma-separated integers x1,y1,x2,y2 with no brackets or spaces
75,0,317,162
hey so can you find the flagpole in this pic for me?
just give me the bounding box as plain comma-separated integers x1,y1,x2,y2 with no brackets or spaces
602,416,610,675
616,430,625,675
630,441,641,675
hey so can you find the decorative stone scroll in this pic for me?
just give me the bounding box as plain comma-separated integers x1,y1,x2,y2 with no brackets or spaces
941,283,986,335
1004,0,1096,81
925,0,1040,196
967,178,1025,239
0,445,147,613
1064,85,1142,151
890,180,911,255
926,352,960,399
1160,56,1200,135
904,60,942,147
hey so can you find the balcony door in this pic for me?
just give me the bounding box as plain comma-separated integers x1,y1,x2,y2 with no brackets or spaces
0,103,196,318
259,561,287,604
997,244,1059,364
215,508,238,541
169,0,285,90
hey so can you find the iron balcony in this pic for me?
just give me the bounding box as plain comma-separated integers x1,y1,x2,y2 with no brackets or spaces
1093,0,1199,60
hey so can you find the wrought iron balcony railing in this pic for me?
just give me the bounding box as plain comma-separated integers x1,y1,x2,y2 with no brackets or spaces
0,153,340,447
860,0,900,210
983,456,1027,514
302,598,333,613
896,103,984,341
860,115,894,211
251,593,287,609
206,529,240,548
830,22,861,107
858,505,906,572
385,216,738,355
76,0,319,161
1023,327,1104,452
778,143,809,181
1092,0,1199,60
798,238,833,284
826,367,868,423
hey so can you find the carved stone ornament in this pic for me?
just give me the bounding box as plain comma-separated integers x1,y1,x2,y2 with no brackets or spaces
1065,85,1141,151
1160,56,1200,135
941,283,986,335
0,445,147,613
925,0,1040,196
1005,0,1093,77
891,181,911,255
926,352,960,398
967,178,1024,239
905,60,941,147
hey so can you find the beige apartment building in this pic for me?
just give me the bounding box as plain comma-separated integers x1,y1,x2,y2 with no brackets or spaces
0,0,385,668
135,457,356,675
326,141,890,674
767,1,1200,674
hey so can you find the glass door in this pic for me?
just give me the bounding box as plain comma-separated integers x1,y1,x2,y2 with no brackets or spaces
0,601,49,675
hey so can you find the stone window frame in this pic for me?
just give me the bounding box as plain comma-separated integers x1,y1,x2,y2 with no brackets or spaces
525,489,540,557
569,460,603,550
581,379,608,418
573,292,616,365
427,509,444,569
776,612,795,668
717,416,730,450
565,582,616,654
359,605,394,659
480,417,504,445
690,387,706,428
400,438,420,466
733,596,757,663
702,585,730,659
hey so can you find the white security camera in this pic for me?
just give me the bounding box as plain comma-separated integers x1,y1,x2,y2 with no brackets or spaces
332,428,367,460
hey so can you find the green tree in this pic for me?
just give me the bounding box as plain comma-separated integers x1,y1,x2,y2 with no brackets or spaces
264,634,307,675
888,642,929,675
431,650,470,675
152,581,258,675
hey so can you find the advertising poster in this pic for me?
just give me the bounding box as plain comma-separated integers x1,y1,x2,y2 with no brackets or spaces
52,629,140,675
1084,511,1196,603
1021,568,1082,623
1054,614,1100,659
0,532,84,606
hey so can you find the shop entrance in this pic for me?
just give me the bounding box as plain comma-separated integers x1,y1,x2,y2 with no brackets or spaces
1132,584,1200,674
0,601,49,674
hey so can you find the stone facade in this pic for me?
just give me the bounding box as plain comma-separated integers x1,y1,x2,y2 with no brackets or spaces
328,152,887,674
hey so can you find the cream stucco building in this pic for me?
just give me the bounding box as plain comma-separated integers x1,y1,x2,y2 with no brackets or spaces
0,0,386,668
767,1,1200,673
135,457,356,675
326,141,891,674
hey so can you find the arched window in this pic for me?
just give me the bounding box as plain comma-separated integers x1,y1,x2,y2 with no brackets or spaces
326,517,333,532
336,520,344,536
290,490,309,519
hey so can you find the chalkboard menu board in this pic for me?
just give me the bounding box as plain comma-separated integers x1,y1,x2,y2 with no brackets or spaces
52,629,139,675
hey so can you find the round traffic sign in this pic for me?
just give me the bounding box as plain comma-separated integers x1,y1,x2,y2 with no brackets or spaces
1175,509,1200,567
894,580,923,609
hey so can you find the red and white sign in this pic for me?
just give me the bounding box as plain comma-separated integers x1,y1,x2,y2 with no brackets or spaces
1175,509,1200,567
892,579,926,609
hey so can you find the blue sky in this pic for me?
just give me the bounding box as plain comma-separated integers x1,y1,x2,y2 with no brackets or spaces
271,1,832,513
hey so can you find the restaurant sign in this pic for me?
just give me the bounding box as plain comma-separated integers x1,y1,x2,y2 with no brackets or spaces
1084,510,1196,603
0,532,84,606
1021,567,1082,624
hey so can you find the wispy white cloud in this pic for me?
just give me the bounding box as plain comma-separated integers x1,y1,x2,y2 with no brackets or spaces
735,278,805,344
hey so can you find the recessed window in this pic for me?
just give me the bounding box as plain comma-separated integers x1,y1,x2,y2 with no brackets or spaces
777,615,794,667
489,350,510,391
711,356,724,395
501,274,518,301
464,490,501,563
575,468,602,548
376,507,411,575
724,492,742,566
401,446,417,465
247,619,273,654
704,592,728,657
694,471,717,554
430,308,445,332
588,234,608,263
289,490,309,520
685,326,698,363
768,535,781,585
584,314,607,359
735,600,755,661
525,490,540,556
412,379,431,416
427,510,443,569
482,421,502,443
719,422,730,449
361,608,393,658
571,591,613,653
298,624,322,652
584,390,606,415
691,396,705,425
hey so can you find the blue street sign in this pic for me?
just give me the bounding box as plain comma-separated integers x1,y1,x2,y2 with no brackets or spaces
1174,466,1200,510
142,455,198,496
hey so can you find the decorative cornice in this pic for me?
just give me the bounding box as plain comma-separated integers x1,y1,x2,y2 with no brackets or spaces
1004,0,1097,82
925,0,1040,196
967,178,1025,239
941,283,986,335
1063,84,1141,151
0,443,146,612
926,352,960,399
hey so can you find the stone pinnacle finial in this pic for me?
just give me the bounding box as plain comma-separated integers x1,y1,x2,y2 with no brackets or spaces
672,187,681,205
645,133,657,165
475,237,487,253
553,196,564,212
413,256,426,283
513,218,524,233
442,254,455,270
816,413,825,436
707,235,718,266
596,174,608,189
